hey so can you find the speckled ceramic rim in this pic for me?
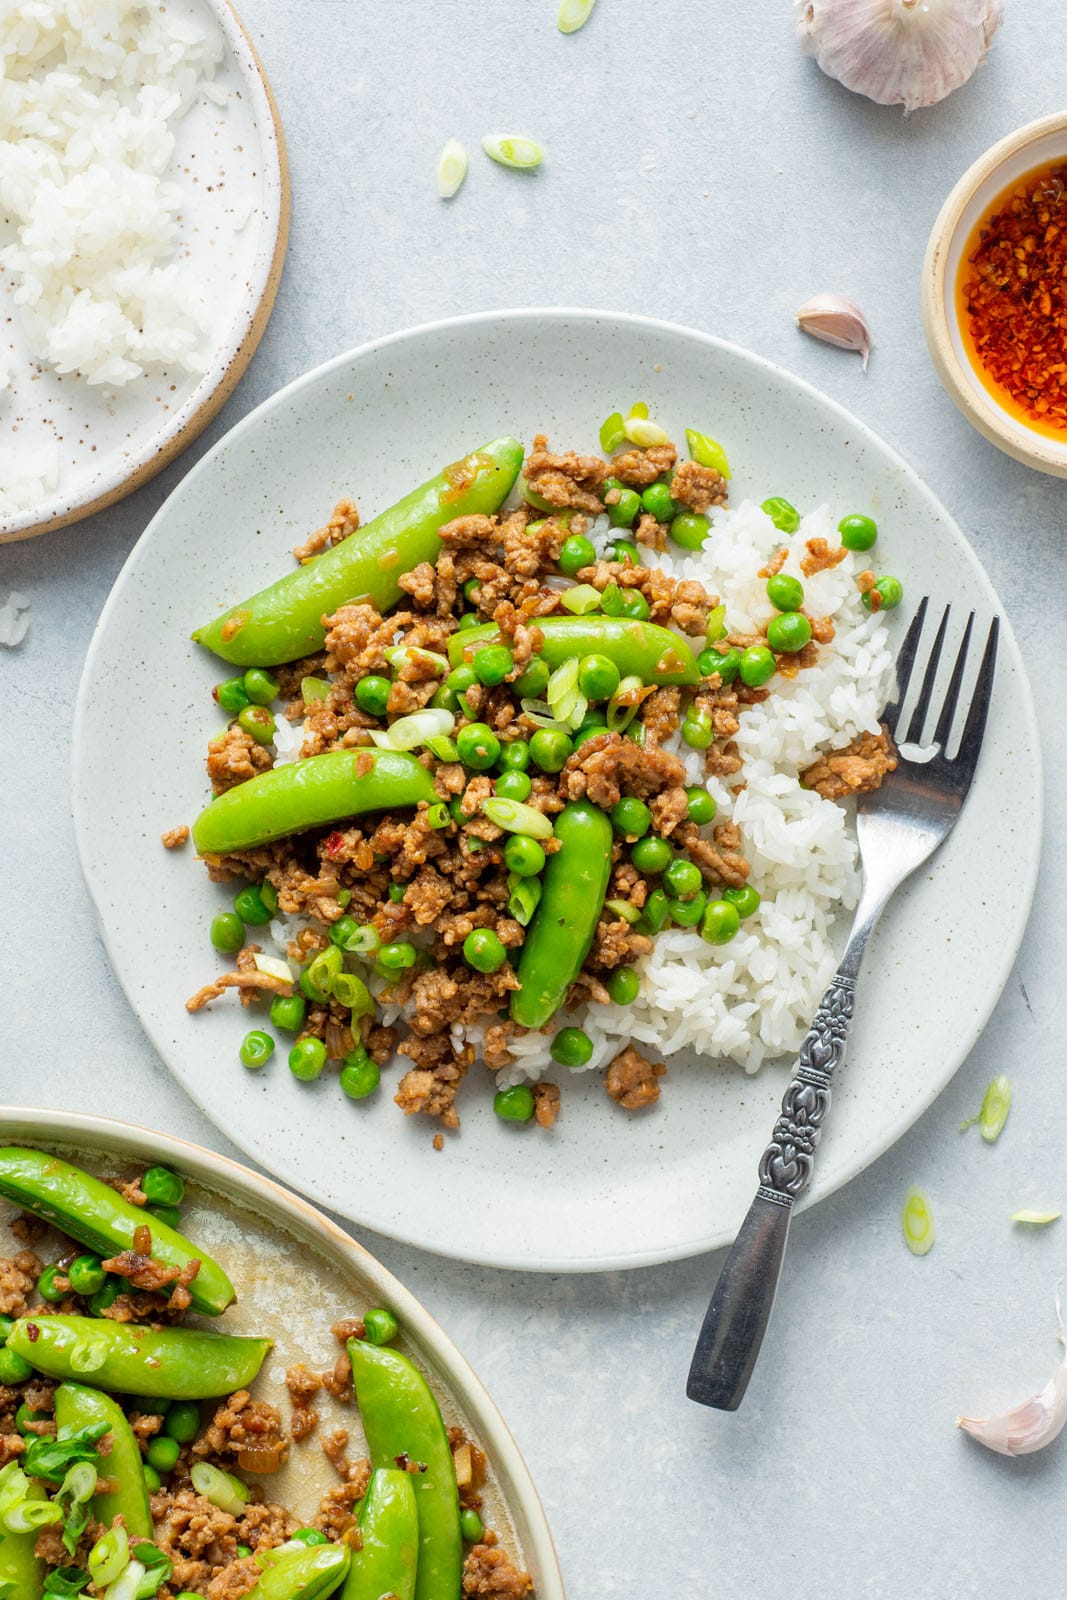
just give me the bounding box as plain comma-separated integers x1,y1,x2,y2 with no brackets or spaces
922,110,1067,477
0,1105,565,1597
1,0,291,545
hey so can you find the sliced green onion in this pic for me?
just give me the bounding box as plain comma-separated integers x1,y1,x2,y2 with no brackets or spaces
705,604,727,644
370,707,455,752
481,798,554,838
436,137,468,198
606,674,653,732
104,1560,145,1600
306,945,343,998
252,952,293,983
385,645,449,675
685,428,731,478
426,734,460,762
508,877,542,926
558,0,596,30
330,972,373,1016
90,1525,130,1587
300,676,330,702
604,898,640,924
481,134,544,170
599,411,625,453
623,414,670,448
4,1497,63,1532
902,1187,934,1256
341,924,380,956
427,802,451,829
190,1462,250,1517
979,1074,1011,1143
546,657,587,728
628,401,649,420
1011,1209,1061,1226
560,584,602,615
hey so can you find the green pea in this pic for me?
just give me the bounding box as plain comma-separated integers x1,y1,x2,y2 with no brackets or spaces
146,1435,181,1473
610,540,639,564
577,653,621,701
529,728,573,773
761,497,800,534
355,674,391,716
604,480,640,528
681,709,713,749
216,676,250,713
670,512,710,551
766,573,804,612
457,722,501,770
702,899,741,945
363,1307,400,1346
494,1085,535,1123
237,704,275,745
463,577,482,603
685,786,717,825
513,658,550,699
143,1464,162,1494
705,646,741,685
378,942,417,971
457,613,481,631
463,928,507,973
631,834,672,873
766,612,812,653
15,1403,48,1435
0,1346,33,1384
88,1277,120,1315
166,1402,201,1444
607,966,640,1005
37,1264,67,1303
739,646,776,687
0,1314,13,1345
551,1027,594,1066
641,482,676,522
340,1053,381,1100
236,1545,253,1559
289,1037,327,1082
270,994,306,1034
460,1509,485,1543
498,738,530,772
473,644,514,686
446,663,477,695
838,513,878,551
291,1528,330,1546
239,1030,275,1070
606,796,650,840
669,889,707,926
724,884,761,918
210,911,245,953
260,882,279,914
67,1254,106,1297
663,858,702,900
863,575,904,612
148,1204,181,1229
618,588,650,620
233,885,273,926
495,770,532,801
388,883,407,904
504,836,545,877
243,668,280,706
329,915,359,949
430,685,459,713
143,1165,185,1207
559,534,596,576
572,723,605,749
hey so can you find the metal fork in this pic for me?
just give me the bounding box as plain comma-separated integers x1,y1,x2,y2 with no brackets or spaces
686,598,999,1411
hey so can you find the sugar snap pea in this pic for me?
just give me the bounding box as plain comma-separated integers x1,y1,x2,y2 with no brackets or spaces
448,615,699,686
341,1467,418,1600
54,1382,152,1541
7,1317,270,1400
0,1148,234,1318
244,1542,351,1600
0,1513,44,1599
347,1338,461,1600
193,437,524,666
192,748,437,855
511,800,613,1029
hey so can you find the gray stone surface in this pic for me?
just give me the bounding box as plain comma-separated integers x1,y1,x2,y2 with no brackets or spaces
3,1,1065,1593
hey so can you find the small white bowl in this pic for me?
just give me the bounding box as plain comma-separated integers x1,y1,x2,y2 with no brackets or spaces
922,111,1067,477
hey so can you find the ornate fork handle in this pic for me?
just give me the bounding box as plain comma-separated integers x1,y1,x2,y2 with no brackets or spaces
756,975,854,1207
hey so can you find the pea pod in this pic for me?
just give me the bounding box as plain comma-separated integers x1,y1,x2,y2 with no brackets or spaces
193,437,525,666
7,1317,270,1401
0,1147,234,1318
341,1468,418,1600
511,800,613,1029
53,1382,152,1541
192,748,437,855
448,615,699,686
244,1543,351,1600
347,1338,461,1600
0,1516,43,1599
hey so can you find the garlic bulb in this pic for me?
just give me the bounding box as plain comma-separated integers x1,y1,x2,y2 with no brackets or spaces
957,1306,1067,1456
796,0,1004,113
796,294,872,368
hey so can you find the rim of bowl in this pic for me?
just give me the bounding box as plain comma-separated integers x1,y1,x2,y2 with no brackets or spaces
921,109,1067,477
0,1105,566,1599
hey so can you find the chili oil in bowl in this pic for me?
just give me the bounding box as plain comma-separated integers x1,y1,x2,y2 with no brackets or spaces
922,111,1067,476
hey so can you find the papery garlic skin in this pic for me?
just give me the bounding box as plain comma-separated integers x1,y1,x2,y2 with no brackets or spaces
796,0,1004,113
796,294,872,369
957,1319,1067,1456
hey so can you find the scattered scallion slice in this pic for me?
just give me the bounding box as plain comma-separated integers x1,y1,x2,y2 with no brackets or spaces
426,734,460,762
560,584,601,615
89,1526,129,1588
604,898,641,924
547,657,583,725
330,972,373,1015
599,411,625,453
606,674,653,731
370,707,455,752
557,0,596,31
628,401,649,420
190,1463,249,1517
508,877,542,926
481,798,554,838
979,1074,1011,1143
686,428,731,478
436,138,468,199
253,953,293,983
427,802,451,829
623,414,670,448
1011,1209,1061,1226
520,698,571,731
385,645,449,674
300,676,330,702
481,134,544,170
343,924,380,956
902,1187,934,1256
705,604,727,644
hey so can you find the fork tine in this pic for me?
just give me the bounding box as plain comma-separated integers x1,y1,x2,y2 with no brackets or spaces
880,596,928,737
931,611,974,750
954,617,999,778
902,604,950,744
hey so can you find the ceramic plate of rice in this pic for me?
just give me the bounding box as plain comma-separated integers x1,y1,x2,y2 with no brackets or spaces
71,310,1042,1270
0,0,288,542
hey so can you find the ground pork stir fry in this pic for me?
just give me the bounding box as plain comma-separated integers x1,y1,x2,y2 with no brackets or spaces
0,1151,533,1598
183,422,901,1132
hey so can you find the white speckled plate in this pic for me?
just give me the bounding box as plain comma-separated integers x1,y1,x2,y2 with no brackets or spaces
0,0,289,544
0,1107,563,1597
71,310,1043,1271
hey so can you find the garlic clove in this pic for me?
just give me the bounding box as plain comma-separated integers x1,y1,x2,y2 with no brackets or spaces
796,0,1004,114
957,1308,1067,1457
796,294,872,370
